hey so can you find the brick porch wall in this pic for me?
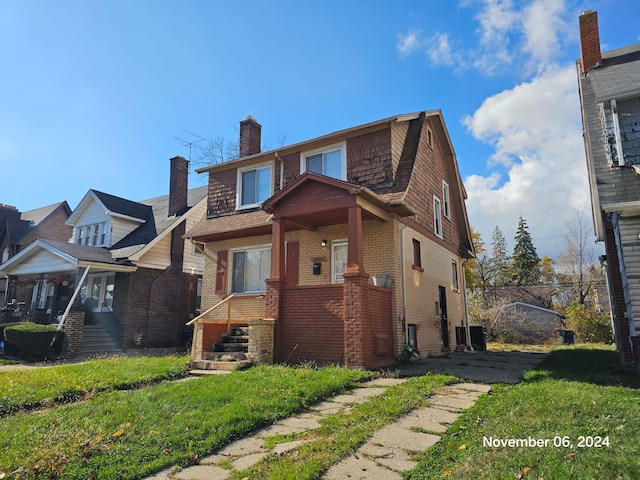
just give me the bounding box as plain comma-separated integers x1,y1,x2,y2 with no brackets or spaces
364,285,396,368
275,284,344,365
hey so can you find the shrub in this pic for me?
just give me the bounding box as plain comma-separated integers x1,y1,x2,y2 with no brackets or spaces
3,322,59,360
563,303,613,343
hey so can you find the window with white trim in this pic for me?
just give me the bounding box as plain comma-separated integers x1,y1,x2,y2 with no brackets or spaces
237,163,272,209
442,181,450,219
433,196,443,238
301,143,346,180
332,240,348,283
192,241,205,256
231,247,271,293
76,222,108,246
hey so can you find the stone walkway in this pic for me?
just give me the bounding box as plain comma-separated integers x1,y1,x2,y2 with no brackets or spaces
146,378,491,480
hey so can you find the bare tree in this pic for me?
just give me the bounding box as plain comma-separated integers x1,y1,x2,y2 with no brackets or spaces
556,208,602,306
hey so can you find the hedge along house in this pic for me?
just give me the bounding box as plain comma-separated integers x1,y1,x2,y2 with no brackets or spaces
186,112,475,369
0,156,208,357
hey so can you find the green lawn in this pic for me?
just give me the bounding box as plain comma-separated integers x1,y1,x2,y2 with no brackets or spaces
0,355,190,416
404,347,640,479
1,347,637,479
0,362,373,479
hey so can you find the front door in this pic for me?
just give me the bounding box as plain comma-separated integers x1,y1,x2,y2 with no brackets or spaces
438,285,449,348
84,273,115,311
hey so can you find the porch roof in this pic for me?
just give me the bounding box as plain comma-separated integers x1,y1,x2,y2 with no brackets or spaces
0,239,137,276
186,173,414,242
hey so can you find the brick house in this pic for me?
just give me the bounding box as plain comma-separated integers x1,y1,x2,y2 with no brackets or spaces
186,112,475,369
0,201,72,307
0,157,207,357
577,10,640,366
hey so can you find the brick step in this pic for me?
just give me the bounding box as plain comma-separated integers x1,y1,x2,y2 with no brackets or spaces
219,334,248,344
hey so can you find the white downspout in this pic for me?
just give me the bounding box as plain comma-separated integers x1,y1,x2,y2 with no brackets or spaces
400,217,416,346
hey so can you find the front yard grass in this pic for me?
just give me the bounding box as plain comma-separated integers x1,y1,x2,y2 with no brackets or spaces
0,364,371,479
404,347,640,479
0,354,190,416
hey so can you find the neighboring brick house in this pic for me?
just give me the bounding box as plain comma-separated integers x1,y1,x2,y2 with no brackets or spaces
0,201,72,306
186,113,474,369
0,156,207,357
577,10,640,366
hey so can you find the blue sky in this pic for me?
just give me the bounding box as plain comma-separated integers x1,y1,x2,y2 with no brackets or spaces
1,0,639,259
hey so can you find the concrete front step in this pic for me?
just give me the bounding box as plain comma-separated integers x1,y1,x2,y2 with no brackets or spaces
190,359,252,373
204,351,248,361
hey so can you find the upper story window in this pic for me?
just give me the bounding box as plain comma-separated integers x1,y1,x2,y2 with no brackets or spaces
301,143,346,181
442,181,450,219
1,247,9,264
601,97,640,166
433,196,443,238
76,222,108,247
237,162,272,209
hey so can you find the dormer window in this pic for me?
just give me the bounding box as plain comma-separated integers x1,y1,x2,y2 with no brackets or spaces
75,222,109,246
237,162,273,209
301,143,346,180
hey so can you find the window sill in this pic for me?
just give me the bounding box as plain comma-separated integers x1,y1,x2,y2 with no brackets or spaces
412,265,424,273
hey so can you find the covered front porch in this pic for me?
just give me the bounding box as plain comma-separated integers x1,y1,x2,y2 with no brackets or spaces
189,173,413,370
0,239,136,357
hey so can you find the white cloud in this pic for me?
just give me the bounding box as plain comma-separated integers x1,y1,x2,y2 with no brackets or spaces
397,0,576,77
397,30,422,57
462,65,591,258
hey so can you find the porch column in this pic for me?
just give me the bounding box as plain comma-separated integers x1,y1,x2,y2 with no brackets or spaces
265,216,286,320
343,271,369,369
270,216,286,280
61,310,85,358
344,204,369,368
346,205,365,274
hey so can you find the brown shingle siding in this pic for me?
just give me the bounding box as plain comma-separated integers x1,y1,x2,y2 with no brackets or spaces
207,169,237,216
347,128,393,188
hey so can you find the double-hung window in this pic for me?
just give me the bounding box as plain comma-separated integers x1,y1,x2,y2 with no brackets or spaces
301,143,346,180
442,181,450,219
237,163,272,209
231,247,271,293
433,196,443,238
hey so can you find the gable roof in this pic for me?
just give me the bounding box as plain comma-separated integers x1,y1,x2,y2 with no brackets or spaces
0,201,71,247
0,238,137,275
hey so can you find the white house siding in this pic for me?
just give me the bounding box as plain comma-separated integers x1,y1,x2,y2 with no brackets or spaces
182,203,207,275
618,215,640,334
135,234,171,270
72,201,110,244
8,250,77,276
110,217,143,246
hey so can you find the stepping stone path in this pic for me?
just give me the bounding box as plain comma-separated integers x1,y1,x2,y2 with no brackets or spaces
145,379,491,480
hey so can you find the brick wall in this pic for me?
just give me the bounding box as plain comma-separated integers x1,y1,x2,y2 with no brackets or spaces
275,284,344,365
365,285,396,368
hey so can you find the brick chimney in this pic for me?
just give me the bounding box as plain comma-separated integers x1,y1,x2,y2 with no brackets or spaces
579,10,602,74
239,116,261,157
169,156,189,216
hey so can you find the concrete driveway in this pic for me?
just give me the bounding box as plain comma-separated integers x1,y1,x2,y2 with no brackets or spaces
390,349,549,384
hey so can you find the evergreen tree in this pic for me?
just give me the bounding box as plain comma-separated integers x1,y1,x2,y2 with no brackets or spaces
511,216,541,285
491,226,510,286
